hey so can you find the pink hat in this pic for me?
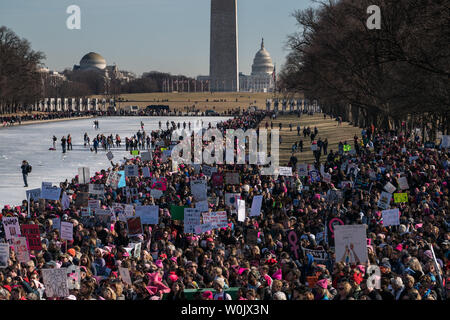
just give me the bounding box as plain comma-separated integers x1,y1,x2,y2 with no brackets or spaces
155,260,163,268
316,279,328,289
395,244,403,252
202,291,213,299
170,257,177,263
272,269,282,280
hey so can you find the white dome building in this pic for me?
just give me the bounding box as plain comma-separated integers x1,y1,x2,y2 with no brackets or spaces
240,39,275,92
79,52,107,70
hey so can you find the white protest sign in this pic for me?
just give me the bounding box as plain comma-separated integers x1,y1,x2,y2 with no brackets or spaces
377,191,392,210
0,244,9,268
279,167,292,176
41,268,70,298
106,151,114,161
89,184,105,195
322,173,332,183
442,135,450,148
142,167,151,178
225,193,241,211
150,189,163,199
384,182,396,194
134,242,142,259
194,222,214,235
60,221,73,241
184,208,201,233
202,211,228,230
135,205,159,225
195,201,209,213
26,188,41,201
119,267,132,285
61,192,70,210
334,225,368,264
124,165,139,177
202,165,217,177
52,217,61,231
191,180,207,202
88,199,100,210
105,171,122,189
13,236,30,263
2,217,21,244
40,185,61,201
398,176,409,190
78,167,90,184
141,152,152,161
250,195,263,217
382,208,400,227
238,199,246,222
297,164,308,177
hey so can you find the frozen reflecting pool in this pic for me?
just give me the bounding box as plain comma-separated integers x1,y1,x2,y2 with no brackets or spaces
0,116,230,207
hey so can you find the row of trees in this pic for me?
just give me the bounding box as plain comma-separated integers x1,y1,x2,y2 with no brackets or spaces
279,0,450,134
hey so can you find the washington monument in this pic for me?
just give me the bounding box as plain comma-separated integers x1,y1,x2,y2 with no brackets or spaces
210,0,239,92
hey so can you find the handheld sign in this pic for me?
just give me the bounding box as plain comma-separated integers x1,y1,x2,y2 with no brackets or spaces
78,167,90,184
394,193,408,203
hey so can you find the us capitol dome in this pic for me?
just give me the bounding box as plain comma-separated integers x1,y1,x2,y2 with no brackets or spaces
79,52,107,70
239,38,275,92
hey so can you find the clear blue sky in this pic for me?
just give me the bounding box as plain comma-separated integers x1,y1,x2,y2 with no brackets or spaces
0,0,314,77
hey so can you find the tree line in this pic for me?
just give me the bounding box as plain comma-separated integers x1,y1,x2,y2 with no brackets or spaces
279,0,450,135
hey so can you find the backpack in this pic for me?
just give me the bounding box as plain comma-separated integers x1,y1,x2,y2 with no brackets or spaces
27,165,32,173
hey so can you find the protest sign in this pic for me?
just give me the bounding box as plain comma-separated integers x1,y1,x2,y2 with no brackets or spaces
41,268,70,298
78,167,90,184
311,144,318,151
191,180,207,202
21,224,42,251
170,205,186,220
184,208,201,233
119,267,132,285
13,236,30,263
75,192,89,208
124,165,139,177
0,244,9,268
397,176,409,190
142,167,151,178
60,221,73,241
141,151,152,161
326,189,343,203
309,169,321,183
211,172,224,186
341,181,353,189
118,170,126,188
52,218,61,231
202,165,217,177
322,173,332,184
151,177,167,191
250,195,263,217
301,247,328,262
384,182,396,194
377,191,392,209
134,242,142,259
408,156,419,164
61,192,70,210
126,217,143,236
424,141,435,149
40,185,61,201
382,208,400,226
89,184,105,195
441,135,450,148
150,188,163,199
88,199,100,211
343,144,351,152
135,206,159,225
279,167,292,176
394,193,408,203
2,217,21,244
26,188,41,201
297,164,308,177
80,207,91,217
334,225,368,264
225,193,241,210
238,199,246,222
66,265,81,290
225,172,240,185
202,211,228,230
195,201,209,213
106,151,114,161
194,222,214,235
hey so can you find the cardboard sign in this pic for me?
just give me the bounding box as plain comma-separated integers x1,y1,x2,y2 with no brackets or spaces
384,182,396,194
250,195,263,217
21,224,42,251
141,152,152,161
191,180,207,202
334,225,368,264
279,167,292,176
40,185,61,201
89,184,105,195
60,222,73,241
211,173,224,186
2,217,21,244
26,188,41,201
124,165,139,177
41,268,70,298
397,176,409,190
0,244,9,268
238,199,246,222
377,191,392,209
13,236,30,263
127,217,143,236
382,208,400,226
78,167,90,184
135,206,159,225
394,193,408,203
106,151,114,161
184,208,201,233
119,267,132,285
225,172,240,185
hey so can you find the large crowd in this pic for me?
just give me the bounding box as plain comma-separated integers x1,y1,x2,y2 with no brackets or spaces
0,110,448,301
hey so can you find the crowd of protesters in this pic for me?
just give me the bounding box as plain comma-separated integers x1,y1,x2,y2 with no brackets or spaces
0,109,448,301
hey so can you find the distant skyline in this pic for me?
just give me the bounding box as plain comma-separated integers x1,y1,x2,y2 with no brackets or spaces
0,0,314,77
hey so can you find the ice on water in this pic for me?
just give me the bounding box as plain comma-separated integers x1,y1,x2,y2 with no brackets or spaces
0,116,230,207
